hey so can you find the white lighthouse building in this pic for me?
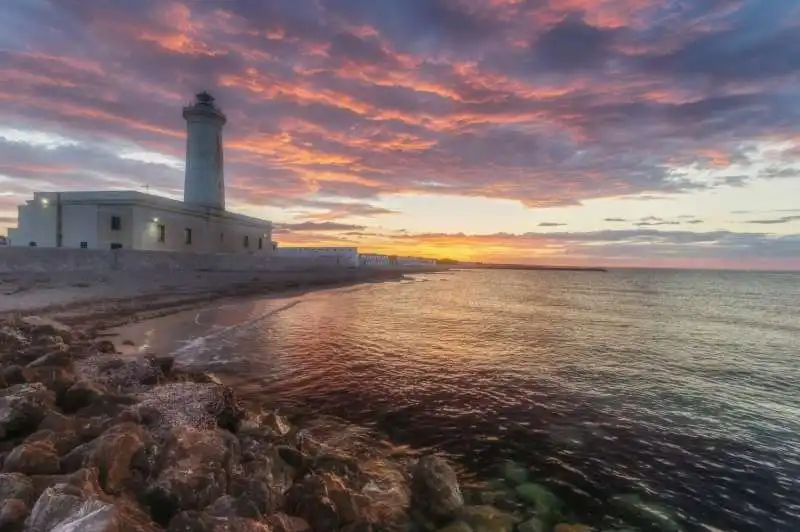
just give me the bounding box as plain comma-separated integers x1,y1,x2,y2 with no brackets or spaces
7,92,273,254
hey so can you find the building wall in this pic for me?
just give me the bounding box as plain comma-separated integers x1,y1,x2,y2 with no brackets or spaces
276,247,359,267
61,204,99,248
359,254,391,267
12,196,58,247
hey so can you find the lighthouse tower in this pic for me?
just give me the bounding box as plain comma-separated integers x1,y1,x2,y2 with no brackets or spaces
183,91,227,210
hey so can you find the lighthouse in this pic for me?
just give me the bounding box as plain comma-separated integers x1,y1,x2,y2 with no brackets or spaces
183,91,227,210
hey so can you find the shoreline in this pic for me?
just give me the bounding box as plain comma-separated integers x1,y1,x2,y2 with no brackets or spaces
0,267,444,330
0,310,577,532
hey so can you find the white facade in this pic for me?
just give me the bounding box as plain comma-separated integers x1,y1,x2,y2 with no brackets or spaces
6,91,273,255
276,246,359,267
359,253,391,267
7,191,272,254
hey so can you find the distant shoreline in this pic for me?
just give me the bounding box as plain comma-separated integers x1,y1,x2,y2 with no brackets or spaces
460,264,608,272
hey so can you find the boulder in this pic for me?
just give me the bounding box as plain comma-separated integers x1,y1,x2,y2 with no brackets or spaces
209,387,246,433
94,340,117,354
229,477,281,517
0,497,29,531
22,366,76,397
24,429,82,456
167,511,271,531
0,325,29,351
143,427,239,525
206,494,262,520
266,512,312,532
553,524,592,532
411,455,464,523
285,473,342,531
0,383,56,440
2,440,60,475
0,472,35,530
29,467,103,500
1,365,27,387
59,379,109,413
0,472,35,501
26,350,73,369
457,505,519,532
89,422,150,494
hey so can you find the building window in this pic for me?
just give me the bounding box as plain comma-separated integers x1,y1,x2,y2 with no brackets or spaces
110,243,123,250
158,225,166,243
29,241,37,247
184,228,192,245
220,232,224,242
243,235,249,248
258,237,263,250
80,241,88,249
111,216,121,231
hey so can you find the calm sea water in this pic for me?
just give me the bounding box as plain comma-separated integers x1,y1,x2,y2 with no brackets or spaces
125,269,800,531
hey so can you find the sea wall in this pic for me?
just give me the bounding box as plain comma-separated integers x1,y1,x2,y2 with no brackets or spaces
0,247,339,274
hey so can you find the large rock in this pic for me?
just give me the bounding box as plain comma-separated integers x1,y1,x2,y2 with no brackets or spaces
143,427,239,525
0,383,56,440
2,440,60,475
286,473,343,531
266,512,311,532
27,482,159,532
59,379,108,413
206,494,262,520
167,511,271,531
29,467,103,501
0,472,35,531
20,316,73,343
83,422,150,494
411,455,464,523
24,429,82,456
22,366,76,398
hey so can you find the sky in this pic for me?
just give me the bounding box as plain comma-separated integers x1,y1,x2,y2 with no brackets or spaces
1,0,799,269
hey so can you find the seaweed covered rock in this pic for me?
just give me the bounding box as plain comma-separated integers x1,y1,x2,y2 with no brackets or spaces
411,455,464,524
457,505,519,532
514,483,562,521
0,383,56,440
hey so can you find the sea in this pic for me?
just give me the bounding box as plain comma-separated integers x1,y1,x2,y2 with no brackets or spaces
120,269,800,531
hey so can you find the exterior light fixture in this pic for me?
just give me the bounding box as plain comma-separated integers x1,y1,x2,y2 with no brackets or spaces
41,198,49,205
153,217,160,223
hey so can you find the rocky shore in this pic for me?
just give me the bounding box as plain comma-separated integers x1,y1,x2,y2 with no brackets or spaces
0,316,610,532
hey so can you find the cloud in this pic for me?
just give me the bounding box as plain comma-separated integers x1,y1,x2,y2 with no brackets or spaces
277,221,366,232
746,215,800,225
538,221,566,227
1,0,799,267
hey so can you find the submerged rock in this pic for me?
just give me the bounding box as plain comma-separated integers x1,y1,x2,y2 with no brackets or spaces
501,461,528,486
553,524,592,532
411,455,465,524
457,505,519,532
517,517,546,532
437,521,473,532
514,483,562,519
286,473,343,531
610,494,684,532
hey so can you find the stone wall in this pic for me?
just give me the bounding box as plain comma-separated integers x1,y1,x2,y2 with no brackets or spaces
0,248,339,274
